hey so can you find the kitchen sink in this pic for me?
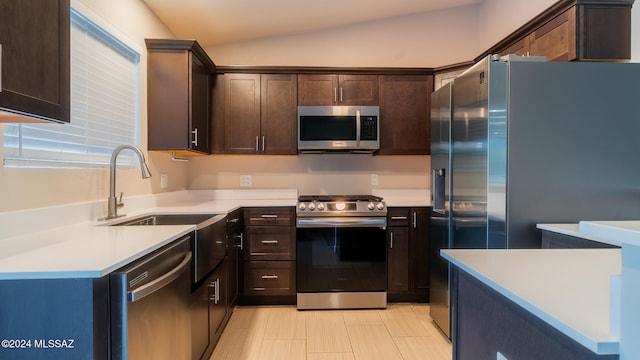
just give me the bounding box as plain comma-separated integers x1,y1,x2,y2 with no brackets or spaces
111,213,227,285
111,213,221,228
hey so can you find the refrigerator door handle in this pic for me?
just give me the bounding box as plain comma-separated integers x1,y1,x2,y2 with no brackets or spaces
452,217,486,227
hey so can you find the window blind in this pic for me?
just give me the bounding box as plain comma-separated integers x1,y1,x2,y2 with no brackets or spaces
3,8,140,168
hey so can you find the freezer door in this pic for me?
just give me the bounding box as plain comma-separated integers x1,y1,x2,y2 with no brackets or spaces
429,82,453,338
430,81,452,215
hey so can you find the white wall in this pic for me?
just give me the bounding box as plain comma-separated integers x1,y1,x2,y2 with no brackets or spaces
476,0,558,51
206,5,480,68
633,4,640,61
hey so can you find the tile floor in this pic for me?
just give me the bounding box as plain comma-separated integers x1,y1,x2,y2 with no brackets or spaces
210,303,452,360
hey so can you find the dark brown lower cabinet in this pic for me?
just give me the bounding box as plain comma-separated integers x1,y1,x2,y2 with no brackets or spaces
240,207,296,305
191,260,229,360
244,261,296,296
387,207,430,302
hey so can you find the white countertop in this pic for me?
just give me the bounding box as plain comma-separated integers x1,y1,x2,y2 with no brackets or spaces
0,189,298,280
0,188,425,280
441,248,621,355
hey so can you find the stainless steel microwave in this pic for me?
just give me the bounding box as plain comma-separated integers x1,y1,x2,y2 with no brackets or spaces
297,106,380,153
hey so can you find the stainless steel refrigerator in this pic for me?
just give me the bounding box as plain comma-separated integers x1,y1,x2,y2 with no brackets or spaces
429,55,640,338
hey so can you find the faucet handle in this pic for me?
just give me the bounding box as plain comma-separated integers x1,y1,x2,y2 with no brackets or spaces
117,192,124,209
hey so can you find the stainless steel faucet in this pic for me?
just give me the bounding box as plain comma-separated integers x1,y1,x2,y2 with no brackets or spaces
99,145,152,220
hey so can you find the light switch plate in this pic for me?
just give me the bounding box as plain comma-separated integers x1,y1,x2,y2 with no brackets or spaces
160,174,168,189
240,175,252,187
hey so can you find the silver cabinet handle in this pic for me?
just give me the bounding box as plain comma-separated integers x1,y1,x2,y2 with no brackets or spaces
260,214,278,218
262,135,265,152
191,128,198,146
356,110,361,146
261,275,278,279
261,240,279,244
215,278,220,303
227,217,240,224
235,233,244,250
128,252,192,302
253,287,266,291
390,232,394,249
340,87,343,103
255,135,259,151
412,212,417,228
334,87,337,103
208,278,220,304
391,216,408,220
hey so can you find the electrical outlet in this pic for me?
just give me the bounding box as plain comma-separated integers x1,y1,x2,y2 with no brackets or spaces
371,174,379,186
240,175,252,187
160,174,168,189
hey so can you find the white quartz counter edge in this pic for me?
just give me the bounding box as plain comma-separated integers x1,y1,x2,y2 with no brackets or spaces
0,196,297,280
441,248,621,355
537,223,622,247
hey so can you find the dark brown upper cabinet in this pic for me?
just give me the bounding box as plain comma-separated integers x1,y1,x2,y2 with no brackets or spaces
219,73,297,155
0,0,70,123
378,75,433,155
298,74,378,106
146,39,216,155
487,1,632,62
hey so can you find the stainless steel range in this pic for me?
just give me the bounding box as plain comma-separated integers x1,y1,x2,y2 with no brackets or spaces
296,195,388,310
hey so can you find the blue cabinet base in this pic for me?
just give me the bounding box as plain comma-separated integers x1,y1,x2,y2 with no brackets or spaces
0,278,109,360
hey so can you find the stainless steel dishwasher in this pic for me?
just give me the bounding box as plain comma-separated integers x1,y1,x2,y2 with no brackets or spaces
110,235,192,360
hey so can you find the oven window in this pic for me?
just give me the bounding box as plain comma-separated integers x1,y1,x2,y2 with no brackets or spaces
299,116,357,141
297,227,386,292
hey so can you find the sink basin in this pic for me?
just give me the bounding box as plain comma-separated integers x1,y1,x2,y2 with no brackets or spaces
111,213,227,284
112,213,221,229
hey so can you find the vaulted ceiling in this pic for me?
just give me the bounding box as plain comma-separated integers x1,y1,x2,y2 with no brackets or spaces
142,0,483,46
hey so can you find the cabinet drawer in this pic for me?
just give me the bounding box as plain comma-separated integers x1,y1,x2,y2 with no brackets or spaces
244,207,294,226
387,207,410,227
246,226,295,260
244,261,295,296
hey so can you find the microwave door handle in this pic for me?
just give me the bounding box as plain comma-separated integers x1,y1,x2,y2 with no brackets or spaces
356,110,361,146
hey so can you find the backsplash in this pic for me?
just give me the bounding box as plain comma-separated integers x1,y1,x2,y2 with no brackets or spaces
188,153,430,195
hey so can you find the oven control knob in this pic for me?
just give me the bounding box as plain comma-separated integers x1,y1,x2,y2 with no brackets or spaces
308,202,316,210
299,203,306,211
368,202,375,210
376,202,385,210
317,202,325,211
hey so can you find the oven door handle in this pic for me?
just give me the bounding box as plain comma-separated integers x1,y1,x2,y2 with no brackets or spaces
297,217,387,229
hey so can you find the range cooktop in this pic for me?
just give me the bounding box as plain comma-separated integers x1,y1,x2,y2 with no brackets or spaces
297,194,386,216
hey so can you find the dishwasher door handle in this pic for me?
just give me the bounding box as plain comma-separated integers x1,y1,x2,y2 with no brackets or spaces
128,251,192,302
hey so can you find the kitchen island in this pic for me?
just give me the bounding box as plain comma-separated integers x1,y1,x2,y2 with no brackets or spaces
442,248,620,360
